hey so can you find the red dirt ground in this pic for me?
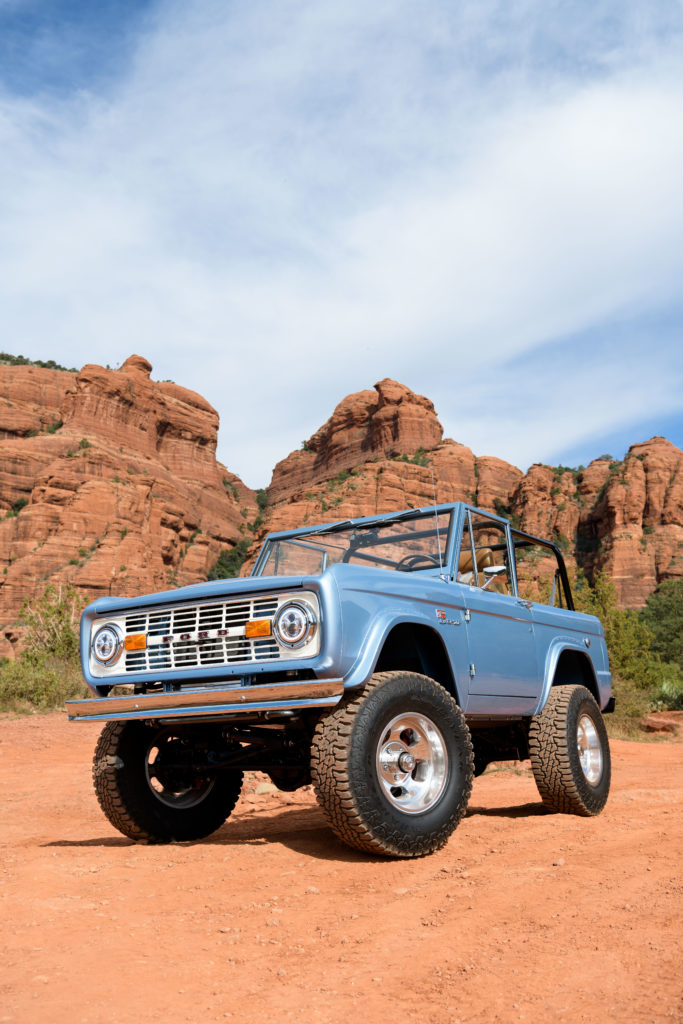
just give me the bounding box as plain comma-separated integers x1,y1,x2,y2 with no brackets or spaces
1,713,681,1024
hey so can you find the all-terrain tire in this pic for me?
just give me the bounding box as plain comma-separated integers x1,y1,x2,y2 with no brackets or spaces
529,685,611,816
310,672,474,858
92,721,243,843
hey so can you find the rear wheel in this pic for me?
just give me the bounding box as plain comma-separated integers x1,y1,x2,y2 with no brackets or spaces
529,685,611,816
92,721,243,842
311,671,474,857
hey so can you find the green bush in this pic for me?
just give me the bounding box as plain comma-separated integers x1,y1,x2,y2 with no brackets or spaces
393,447,430,467
222,478,239,501
5,497,28,518
573,571,683,729
20,583,86,663
0,656,89,712
207,540,250,580
0,583,89,711
0,351,77,372
641,579,682,669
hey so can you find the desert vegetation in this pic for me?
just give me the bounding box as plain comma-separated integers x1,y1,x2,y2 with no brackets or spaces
0,584,90,711
0,350,77,372
572,573,682,735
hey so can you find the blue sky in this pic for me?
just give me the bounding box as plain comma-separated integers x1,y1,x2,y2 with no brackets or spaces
1,0,682,488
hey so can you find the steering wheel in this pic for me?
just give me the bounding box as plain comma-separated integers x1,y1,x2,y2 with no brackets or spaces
395,553,442,572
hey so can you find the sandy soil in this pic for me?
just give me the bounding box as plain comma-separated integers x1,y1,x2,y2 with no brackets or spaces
1,713,681,1024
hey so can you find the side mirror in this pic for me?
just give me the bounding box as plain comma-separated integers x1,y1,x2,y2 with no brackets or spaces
481,564,507,590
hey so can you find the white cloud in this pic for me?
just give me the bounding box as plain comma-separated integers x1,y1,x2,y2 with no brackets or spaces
0,0,682,486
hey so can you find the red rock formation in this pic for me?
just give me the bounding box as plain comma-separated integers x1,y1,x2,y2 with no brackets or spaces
0,364,74,441
503,439,683,605
268,379,443,503
576,439,683,606
0,357,257,657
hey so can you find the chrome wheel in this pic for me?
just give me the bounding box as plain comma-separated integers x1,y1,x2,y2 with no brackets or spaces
144,733,216,809
375,712,448,814
577,714,603,785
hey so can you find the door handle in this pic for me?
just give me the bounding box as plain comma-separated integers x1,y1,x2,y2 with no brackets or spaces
517,599,532,610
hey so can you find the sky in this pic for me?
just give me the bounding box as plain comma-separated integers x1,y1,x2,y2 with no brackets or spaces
1,0,682,489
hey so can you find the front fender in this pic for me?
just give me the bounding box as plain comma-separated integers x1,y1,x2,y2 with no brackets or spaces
341,612,466,706
331,565,466,700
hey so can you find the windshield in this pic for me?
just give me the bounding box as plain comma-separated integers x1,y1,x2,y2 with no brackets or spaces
256,510,453,577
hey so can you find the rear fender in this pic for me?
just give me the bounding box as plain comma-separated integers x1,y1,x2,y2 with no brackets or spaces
534,641,604,715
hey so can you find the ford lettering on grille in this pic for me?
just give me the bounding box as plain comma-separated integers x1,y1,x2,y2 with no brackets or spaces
123,596,280,672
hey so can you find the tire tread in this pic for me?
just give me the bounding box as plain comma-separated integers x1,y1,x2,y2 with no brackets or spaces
92,721,243,843
529,685,610,816
311,672,474,857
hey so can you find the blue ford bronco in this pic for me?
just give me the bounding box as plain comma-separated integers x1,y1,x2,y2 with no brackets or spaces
69,503,614,857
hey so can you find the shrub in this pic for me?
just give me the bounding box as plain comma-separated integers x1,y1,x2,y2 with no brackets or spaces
208,540,250,580
5,497,28,518
222,478,239,501
573,571,683,724
641,579,683,669
0,583,90,711
20,583,86,663
0,656,89,712
79,438,91,449
0,351,77,372
394,447,430,467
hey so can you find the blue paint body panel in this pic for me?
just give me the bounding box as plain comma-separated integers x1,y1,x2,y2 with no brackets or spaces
73,502,612,721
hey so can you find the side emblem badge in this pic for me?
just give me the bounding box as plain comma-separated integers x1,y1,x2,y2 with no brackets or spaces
435,608,461,626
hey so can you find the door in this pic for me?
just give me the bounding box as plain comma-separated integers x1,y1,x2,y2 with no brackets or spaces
456,510,539,701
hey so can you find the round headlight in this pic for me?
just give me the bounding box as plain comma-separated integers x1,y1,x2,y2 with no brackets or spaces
274,602,316,649
92,624,122,665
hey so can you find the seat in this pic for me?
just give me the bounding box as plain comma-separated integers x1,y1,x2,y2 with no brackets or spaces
457,546,494,584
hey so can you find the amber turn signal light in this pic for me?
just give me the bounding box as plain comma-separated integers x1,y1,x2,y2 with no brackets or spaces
124,633,147,651
245,619,272,639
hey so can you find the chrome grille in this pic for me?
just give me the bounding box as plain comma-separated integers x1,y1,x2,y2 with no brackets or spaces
122,596,280,673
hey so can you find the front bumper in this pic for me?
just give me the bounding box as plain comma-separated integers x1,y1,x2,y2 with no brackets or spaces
67,678,344,723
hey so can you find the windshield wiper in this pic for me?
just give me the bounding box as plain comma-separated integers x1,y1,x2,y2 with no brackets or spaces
304,519,355,536
304,509,422,538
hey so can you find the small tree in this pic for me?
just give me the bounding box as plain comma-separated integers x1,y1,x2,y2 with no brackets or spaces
207,540,250,580
21,583,87,663
574,571,659,687
641,579,683,669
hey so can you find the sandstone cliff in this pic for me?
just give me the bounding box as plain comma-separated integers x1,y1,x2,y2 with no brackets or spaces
0,356,257,657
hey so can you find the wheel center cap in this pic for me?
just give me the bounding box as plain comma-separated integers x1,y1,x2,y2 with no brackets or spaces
379,741,415,780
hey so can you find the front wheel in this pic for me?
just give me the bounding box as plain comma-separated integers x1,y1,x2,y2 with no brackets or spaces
529,685,611,816
92,721,243,842
311,672,474,857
